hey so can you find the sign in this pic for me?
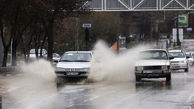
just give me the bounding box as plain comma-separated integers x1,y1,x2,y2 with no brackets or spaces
178,14,188,27
179,28,184,42
172,28,184,43
82,24,91,28
172,28,177,42
119,36,126,50
186,28,192,31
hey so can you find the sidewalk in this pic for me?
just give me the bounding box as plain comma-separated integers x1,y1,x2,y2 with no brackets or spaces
0,66,17,74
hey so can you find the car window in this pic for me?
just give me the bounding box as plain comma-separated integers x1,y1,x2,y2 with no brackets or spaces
169,52,185,58
60,53,92,62
53,53,60,58
186,53,192,58
140,50,168,60
30,49,35,54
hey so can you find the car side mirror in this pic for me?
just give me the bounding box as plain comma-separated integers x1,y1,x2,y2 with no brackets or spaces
169,56,174,60
186,56,189,59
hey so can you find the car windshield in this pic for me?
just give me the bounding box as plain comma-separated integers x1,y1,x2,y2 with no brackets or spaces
186,53,192,58
140,50,168,60
53,53,60,58
169,52,185,58
60,53,92,62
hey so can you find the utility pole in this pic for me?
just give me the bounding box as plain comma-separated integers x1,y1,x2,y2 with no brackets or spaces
82,24,91,51
176,15,181,46
75,17,79,51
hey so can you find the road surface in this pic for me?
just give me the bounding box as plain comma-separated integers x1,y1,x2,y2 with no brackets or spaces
3,67,194,109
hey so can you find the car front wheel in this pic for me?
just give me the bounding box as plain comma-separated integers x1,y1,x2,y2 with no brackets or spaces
185,68,189,72
136,76,141,82
166,74,171,82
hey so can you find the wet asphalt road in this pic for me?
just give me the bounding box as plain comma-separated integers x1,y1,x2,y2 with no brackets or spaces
56,67,194,109
3,67,194,109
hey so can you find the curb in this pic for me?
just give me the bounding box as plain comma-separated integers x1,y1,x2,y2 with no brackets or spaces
0,67,17,74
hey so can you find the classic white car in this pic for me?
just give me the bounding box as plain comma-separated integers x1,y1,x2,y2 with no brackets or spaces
168,50,189,72
135,49,172,82
55,51,92,78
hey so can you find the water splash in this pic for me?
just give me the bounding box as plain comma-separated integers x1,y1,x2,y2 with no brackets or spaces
88,40,150,83
4,59,58,109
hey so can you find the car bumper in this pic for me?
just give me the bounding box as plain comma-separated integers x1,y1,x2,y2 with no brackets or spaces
188,60,194,64
171,63,188,70
55,71,88,78
135,70,170,78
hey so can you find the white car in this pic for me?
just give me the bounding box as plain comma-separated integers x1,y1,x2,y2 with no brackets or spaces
55,51,92,78
168,50,189,72
135,49,172,82
29,49,47,60
53,53,60,63
185,52,194,66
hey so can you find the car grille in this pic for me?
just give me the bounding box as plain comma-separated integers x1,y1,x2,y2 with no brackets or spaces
171,61,179,63
143,66,161,70
64,68,83,71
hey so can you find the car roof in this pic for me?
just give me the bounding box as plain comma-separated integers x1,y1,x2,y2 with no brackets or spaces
168,50,183,52
65,51,92,54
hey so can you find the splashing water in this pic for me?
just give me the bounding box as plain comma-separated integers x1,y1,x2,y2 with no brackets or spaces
88,41,150,83
3,59,58,109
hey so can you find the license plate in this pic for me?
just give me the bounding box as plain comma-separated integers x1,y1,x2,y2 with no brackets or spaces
66,72,79,75
143,71,153,73
172,66,179,69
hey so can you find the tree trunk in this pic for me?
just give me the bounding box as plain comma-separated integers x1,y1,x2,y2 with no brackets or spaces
47,17,54,61
2,47,8,67
12,40,17,66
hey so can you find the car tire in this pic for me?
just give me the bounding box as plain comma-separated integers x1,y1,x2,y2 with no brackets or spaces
136,76,141,82
166,74,171,82
185,68,189,72
56,77,65,86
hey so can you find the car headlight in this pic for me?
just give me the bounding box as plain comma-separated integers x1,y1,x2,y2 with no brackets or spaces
180,60,187,63
81,68,90,72
56,67,65,71
162,66,169,70
135,66,143,71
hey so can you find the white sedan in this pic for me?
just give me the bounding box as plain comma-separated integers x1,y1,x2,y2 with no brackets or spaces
186,52,194,66
169,50,189,72
135,49,172,82
55,51,92,78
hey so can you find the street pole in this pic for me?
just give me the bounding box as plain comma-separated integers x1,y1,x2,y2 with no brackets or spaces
75,17,79,51
176,14,181,46
85,28,89,50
